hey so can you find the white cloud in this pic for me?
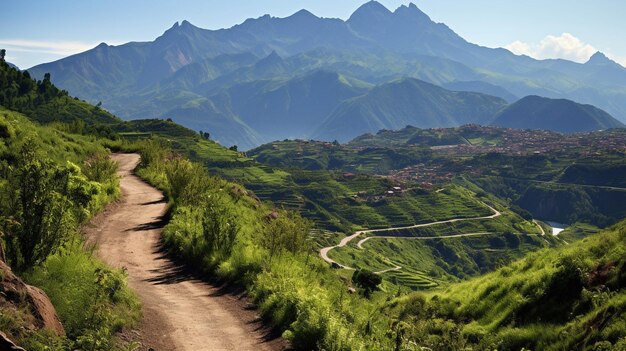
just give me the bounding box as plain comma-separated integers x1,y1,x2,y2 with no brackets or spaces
0,39,110,56
505,33,597,63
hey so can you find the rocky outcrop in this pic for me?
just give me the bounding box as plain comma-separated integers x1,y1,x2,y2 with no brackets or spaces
0,332,26,351
0,260,65,336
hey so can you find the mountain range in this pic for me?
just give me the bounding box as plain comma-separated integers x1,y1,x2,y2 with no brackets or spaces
26,1,626,149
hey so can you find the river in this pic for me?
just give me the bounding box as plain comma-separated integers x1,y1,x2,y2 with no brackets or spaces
545,221,566,236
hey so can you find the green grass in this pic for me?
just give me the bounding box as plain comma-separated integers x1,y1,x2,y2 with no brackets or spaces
386,220,626,350
0,107,139,350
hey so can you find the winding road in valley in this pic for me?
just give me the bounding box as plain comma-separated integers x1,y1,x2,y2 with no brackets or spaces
86,154,285,351
319,202,502,272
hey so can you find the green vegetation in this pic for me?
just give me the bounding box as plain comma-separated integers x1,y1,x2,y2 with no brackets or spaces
387,219,626,350
132,137,626,350
134,141,398,349
0,60,139,350
557,222,601,242
2,49,624,350
0,61,120,126
250,139,432,174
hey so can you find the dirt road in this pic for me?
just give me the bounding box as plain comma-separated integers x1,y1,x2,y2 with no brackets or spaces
319,203,501,270
87,154,284,351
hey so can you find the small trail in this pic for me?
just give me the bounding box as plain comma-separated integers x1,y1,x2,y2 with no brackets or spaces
319,203,501,271
86,154,285,351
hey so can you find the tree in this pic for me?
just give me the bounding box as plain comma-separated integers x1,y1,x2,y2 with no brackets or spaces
0,49,5,61
229,145,238,152
352,269,382,297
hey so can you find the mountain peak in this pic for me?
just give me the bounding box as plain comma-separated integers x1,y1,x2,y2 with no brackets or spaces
162,20,198,36
290,9,317,19
256,50,283,67
349,1,392,22
394,2,431,21
586,51,614,66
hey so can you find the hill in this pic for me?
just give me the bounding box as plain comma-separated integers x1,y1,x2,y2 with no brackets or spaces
313,78,507,142
392,219,626,350
0,60,120,126
24,2,626,148
491,95,624,132
443,80,518,103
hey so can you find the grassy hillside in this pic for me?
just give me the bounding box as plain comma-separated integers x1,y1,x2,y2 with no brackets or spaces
131,123,626,350
0,108,139,350
0,61,120,126
388,219,626,350
249,139,432,174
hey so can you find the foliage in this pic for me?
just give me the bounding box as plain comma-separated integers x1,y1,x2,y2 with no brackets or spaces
386,219,626,350
0,102,136,348
24,244,140,350
2,143,101,269
352,269,382,297
259,209,312,262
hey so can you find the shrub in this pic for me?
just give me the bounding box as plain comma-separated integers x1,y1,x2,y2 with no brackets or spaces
352,269,382,297
2,142,98,270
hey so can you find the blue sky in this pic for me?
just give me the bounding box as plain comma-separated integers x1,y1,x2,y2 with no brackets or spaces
3,0,625,68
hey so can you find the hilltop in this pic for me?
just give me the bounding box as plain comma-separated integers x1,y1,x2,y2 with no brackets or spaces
492,95,624,132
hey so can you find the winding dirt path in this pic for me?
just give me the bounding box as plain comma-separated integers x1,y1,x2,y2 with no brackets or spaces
319,203,501,271
86,154,285,351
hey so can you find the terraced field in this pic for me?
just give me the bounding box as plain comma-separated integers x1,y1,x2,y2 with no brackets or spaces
322,194,554,290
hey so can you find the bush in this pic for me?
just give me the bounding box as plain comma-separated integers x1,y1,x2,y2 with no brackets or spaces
82,153,118,184
24,243,140,350
2,142,98,270
352,269,382,297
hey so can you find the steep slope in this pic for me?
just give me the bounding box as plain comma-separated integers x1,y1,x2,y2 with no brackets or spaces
443,80,518,103
313,78,507,142
491,95,624,132
401,219,626,350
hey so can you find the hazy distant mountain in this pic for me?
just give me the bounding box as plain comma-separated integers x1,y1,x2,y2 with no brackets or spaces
313,78,508,142
160,70,370,149
443,81,518,103
6,62,18,70
216,70,371,141
491,96,624,132
26,1,626,148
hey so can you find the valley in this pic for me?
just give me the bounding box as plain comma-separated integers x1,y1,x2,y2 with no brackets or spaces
2,1,626,350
